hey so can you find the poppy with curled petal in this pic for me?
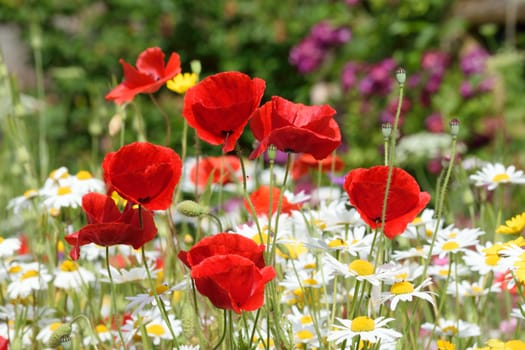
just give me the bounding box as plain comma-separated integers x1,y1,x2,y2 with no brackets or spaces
182,71,266,152
344,166,431,239
65,192,157,260
178,233,275,313
244,185,301,217
105,47,181,104
103,142,182,211
249,96,341,160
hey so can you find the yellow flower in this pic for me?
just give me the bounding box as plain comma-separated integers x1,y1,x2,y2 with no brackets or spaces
167,72,199,94
496,212,525,234
437,339,455,350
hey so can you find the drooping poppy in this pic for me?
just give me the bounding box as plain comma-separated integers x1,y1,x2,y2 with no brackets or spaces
182,71,266,152
189,155,241,190
249,96,341,160
190,254,276,314
105,47,181,104
244,185,301,217
65,192,158,260
102,142,182,211
292,153,344,180
178,233,275,313
343,165,431,239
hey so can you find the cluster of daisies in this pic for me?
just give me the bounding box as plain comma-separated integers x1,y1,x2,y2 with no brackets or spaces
1,160,525,349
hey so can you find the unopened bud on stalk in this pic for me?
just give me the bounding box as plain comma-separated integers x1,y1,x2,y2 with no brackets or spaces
395,68,406,85
47,323,72,348
382,122,392,138
176,200,209,217
267,145,277,162
449,118,460,136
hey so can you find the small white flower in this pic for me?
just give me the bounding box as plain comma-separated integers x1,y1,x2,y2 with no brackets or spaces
125,284,173,315
322,254,392,286
7,263,52,299
381,277,436,311
469,162,525,190
446,277,501,298
0,236,21,258
144,315,182,345
54,260,96,290
421,318,481,338
7,188,39,214
328,316,402,345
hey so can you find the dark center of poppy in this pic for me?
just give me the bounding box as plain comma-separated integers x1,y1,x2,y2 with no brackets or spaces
138,196,151,203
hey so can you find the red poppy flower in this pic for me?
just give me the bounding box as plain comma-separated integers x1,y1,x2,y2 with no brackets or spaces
0,336,8,350
105,47,181,104
182,71,266,152
292,153,344,180
103,142,182,211
178,233,275,313
343,165,431,239
65,192,158,260
249,96,341,160
245,185,301,217
189,156,241,190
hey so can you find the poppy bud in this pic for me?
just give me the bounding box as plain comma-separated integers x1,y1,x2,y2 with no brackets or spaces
47,323,72,348
176,200,209,217
395,67,406,85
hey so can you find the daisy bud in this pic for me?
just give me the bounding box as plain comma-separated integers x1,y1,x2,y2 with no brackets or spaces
449,118,460,136
176,200,209,217
47,323,72,348
395,67,406,85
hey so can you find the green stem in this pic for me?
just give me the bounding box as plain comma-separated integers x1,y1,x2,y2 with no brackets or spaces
149,94,171,146
213,310,228,350
105,247,126,347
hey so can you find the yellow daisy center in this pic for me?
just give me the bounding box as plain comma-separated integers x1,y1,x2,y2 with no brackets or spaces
492,173,510,183
49,169,69,179
302,278,319,286
252,232,269,245
21,269,39,280
303,262,316,270
300,315,313,325
60,260,78,272
350,316,375,332
313,219,327,230
277,241,307,259
442,325,458,335
441,241,459,251
57,186,72,196
425,229,433,238
437,339,455,350
390,281,415,294
0,237,3,243
484,254,500,266
412,217,422,224
296,329,314,340
8,265,22,274
50,322,63,331
471,286,483,294
76,170,93,180
146,324,165,336
149,284,170,296
328,238,347,248
96,324,109,333
349,259,374,276
23,189,38,198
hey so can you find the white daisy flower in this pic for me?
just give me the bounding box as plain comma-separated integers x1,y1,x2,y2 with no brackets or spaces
7,263,52,299
288,306,328,348
446,277,501,298
469,162,525,190
125,284,173,315
69,170,105,194
144,315,182,345
381,277,436,311
0,236,21,258
427,262,470,280
462,242,509,275
7,188,39,214
83,323,114,347
421,318,481,338
510,304,525,320
322,254,392,286
41,185,83,210
427,226,483,258
53,260,96,290
402,208,442,240
315,198,363,232
391,246,430,261
99,264,159,284
310,186,342,204
328,316,402,345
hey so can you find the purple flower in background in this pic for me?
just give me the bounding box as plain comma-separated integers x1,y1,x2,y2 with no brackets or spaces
290,21,351,73
358,58,396,97
345,0,360,5
289,37,327,73
421,50,449,74
460,80,475,98
460,46,489,75
425,113,444,133
479,77,495,92
424,72,443,94
341,62,360,91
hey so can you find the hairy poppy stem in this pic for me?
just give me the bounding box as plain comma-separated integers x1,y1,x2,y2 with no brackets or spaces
105,247,127,347
149,94,172,146
212,310,228,350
